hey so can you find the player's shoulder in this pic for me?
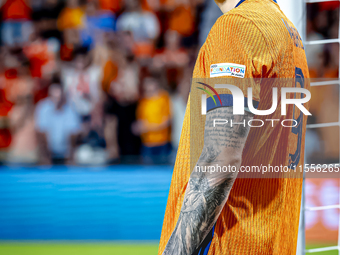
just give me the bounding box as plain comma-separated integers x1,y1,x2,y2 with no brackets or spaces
207,11,267,50
210,1,292,58
209,12,264,46
213,1,285,35
227,0,284,23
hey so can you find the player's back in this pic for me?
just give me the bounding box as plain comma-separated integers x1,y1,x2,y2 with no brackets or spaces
159,1,310,254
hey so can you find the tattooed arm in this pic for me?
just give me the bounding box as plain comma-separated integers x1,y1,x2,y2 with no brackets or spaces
162,107,253,255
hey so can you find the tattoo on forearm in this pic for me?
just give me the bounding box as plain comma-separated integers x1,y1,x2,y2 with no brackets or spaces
162,107,253,255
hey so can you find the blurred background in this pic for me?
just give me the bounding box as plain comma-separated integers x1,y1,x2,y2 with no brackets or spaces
0,0,339,254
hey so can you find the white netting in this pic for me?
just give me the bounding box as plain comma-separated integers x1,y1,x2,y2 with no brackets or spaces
303,0,340,253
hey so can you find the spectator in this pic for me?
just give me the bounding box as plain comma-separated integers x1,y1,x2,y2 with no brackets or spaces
7,95,37,164
101,43,121,93
153,29,189,89
104,48,141,161
0,48,13,156
98,0,122,14
133,76,171,164
81,0,116,47
305,19,324,78
99,0,122,13
168,4,195,38
153,30,188,69
32,0,64,42
57,0,85,59
61,47,107,164
57,0,85,31
116,0,160,59
0,88,12,162
23,30,58,79
1,0,33,46
305,2,340,164
61,47,102,120
5,54,37,164
35,82,81,165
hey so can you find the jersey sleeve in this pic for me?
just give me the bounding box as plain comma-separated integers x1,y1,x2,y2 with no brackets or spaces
195,14,274,103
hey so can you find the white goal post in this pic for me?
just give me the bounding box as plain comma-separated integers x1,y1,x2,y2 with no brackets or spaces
276,0,340,254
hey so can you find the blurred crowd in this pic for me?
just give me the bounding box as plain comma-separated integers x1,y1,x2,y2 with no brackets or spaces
305,2,340,165
0,0,339,166
0,0,222,165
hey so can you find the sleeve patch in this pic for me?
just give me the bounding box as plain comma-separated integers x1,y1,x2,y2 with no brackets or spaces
210,63,246,78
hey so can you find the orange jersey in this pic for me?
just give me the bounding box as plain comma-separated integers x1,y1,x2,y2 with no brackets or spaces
57,7,85,30
159,0,310,255
137,91,171,146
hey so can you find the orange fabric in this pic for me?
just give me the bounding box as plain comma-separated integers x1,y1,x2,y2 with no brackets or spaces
1,0,31,20
308,68,318,78
24,42,51,78
160,0,180,9
60,44,74,61
102,60,119,92
133,42,155,58
98,0,121,13
3,76,33,103
323,67,338,78
169,5,195,36
137,91,171,146
319,2,340,11
57,7,84,30
159,0,310,254
141,0,153,11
